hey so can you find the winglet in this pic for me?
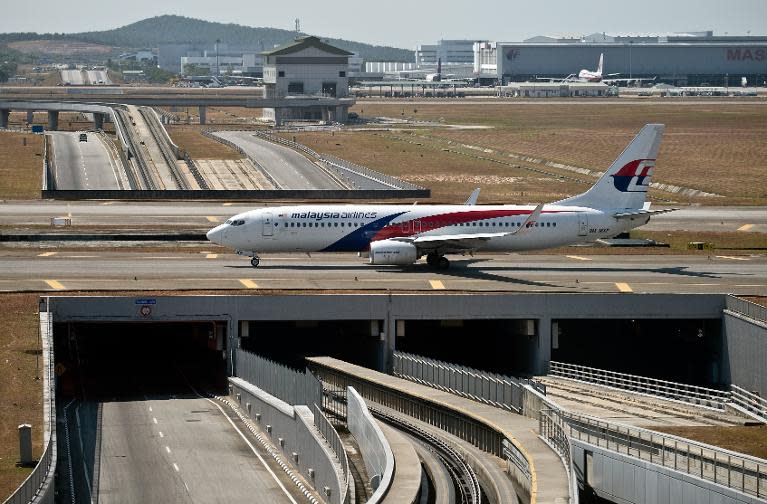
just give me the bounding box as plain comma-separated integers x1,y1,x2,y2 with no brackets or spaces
464,188,481,206
511,203,544,236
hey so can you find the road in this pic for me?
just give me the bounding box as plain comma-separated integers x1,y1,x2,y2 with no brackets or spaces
49,132,126,190
3,250,766,294
60,69,85,85
85,70,111,85
212,131,346,190
126,105,180,189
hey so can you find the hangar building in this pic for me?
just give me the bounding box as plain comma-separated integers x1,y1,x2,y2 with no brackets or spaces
474,31,767,86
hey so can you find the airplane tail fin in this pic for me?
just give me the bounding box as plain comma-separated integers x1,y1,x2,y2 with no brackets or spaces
597,53,604,75
555,124,664,210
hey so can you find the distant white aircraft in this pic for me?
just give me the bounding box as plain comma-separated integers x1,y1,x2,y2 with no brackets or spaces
207,124,674,269
541,53,656,85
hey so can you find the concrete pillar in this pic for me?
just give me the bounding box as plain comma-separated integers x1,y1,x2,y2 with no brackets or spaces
0,109,9,129
273,108,283,127
94,113,105,130
26,110,34,124
18,424,32,466
47,110,59,131
321,107,329,123
335,106,348,123
535,317,553,375
198,106,207,125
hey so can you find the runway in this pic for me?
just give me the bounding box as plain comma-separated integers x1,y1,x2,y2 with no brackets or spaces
49,132,125,190
211,131,346,190
4,250,766,295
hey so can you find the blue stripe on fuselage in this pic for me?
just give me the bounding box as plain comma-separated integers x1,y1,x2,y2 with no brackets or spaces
321,212,407,252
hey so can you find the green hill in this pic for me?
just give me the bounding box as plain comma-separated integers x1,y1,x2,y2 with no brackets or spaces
0,15,414,62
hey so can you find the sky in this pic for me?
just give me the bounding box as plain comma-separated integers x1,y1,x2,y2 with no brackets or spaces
2,0,766,48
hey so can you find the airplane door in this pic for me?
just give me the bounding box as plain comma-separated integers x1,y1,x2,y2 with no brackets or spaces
262,213,274,236
413,221,422,234
578,214,588,236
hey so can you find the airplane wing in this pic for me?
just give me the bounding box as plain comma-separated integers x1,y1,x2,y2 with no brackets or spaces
464,188,481,205
389,204,544,253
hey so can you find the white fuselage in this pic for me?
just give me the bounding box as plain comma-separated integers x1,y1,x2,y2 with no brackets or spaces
206,203,646,256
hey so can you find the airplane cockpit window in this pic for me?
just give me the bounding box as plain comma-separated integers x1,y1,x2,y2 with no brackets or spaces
228,219,246,226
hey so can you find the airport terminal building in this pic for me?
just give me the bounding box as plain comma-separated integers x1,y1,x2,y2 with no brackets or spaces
475,31,767,86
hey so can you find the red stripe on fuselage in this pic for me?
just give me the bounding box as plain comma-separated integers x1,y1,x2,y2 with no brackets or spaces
371,209,557,242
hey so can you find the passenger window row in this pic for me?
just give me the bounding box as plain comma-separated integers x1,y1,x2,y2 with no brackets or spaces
281,220,557,229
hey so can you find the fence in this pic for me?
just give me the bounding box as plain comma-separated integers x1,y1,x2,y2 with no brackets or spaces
730,385,767,423
4,307,56,504
314,404,351,504
346,387,394,501
552,406,767,499
392,351,545,414
727,295,767,324
253,131,427,192
311,361,533,496
549,361,730,410
234,349,323,408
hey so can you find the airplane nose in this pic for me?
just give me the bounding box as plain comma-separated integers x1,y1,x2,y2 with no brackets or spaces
206,226,222,244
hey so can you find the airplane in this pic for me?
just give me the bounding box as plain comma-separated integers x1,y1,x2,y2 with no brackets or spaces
206,124,674,269
539,53,656,85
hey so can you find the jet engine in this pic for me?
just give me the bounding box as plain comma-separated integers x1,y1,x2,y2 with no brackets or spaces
369,239,418,265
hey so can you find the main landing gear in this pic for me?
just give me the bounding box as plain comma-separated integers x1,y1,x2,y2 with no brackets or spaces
250,256,260,268
426,252,450,270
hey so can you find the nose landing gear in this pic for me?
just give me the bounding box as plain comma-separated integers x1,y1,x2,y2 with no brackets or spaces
250,256,260,268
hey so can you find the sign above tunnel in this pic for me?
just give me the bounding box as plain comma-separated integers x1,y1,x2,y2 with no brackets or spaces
135,299,156,305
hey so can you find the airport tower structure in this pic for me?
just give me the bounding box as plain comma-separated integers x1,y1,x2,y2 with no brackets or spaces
262,36,353,124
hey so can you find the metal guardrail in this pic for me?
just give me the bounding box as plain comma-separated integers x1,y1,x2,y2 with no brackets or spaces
552,405,767,499
138,107,188,190
254,131,427,192
392,351,546,414
3,306,56,504
347,386,394,502
113,108,156,190
727,295,767,323
549,361,730,410
730,385,767,423
235,350,323,408
314,404,351,504
311,362,532,496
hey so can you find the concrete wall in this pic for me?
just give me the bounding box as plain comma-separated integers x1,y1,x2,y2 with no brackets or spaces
229,377,343,503
571,440,763,504
722,312,767,397
49,293,727,376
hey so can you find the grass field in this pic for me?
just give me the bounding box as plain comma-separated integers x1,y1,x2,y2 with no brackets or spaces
167,125,245,160
0,133,43,199
343,101,767,205
655,425,767,460
0,293,43,501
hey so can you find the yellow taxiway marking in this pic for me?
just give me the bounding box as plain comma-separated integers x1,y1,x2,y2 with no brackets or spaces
239,279,259,289
100,201,115,205
206,254,218,259
429,280,446,290
206,216,220,223
737,224,754,232
716,255,750,261
37,252,57,257
44,280,66,290
222,202,234,206
615,282,633,293
566,255,591,261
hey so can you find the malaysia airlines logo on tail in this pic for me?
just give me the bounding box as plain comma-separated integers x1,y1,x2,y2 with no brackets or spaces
611,159,655,193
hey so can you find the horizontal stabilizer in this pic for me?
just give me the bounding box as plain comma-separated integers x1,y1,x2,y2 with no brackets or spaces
613,208,678,220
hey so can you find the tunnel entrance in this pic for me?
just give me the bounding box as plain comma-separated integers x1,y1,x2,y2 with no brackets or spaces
394,319,539,376
54,321,228,400
551,318,723,387
241,320,384,370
